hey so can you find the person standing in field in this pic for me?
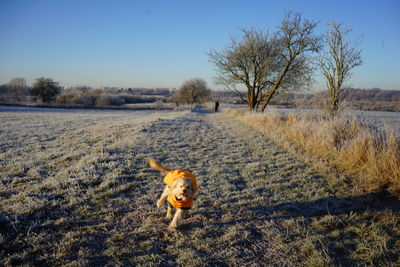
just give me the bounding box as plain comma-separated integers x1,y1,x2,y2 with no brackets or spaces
214,100,219,112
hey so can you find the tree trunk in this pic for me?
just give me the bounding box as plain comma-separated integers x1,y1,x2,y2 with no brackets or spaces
330,97,339,117
261,63,290,112
261,88,276,112
247,86,257,110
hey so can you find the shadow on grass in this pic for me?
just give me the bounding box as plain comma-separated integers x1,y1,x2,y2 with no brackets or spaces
191,190,400,226
189,190,400,265
258,190,400,220
0,201,111,265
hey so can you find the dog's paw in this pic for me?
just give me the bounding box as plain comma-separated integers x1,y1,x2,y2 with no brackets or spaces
167,225,177,232
157,200,165,209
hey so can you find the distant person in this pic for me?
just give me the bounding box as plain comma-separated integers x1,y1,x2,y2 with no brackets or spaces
215,100,219,112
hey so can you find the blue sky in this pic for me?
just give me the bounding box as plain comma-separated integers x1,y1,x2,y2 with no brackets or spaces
0,0,399,90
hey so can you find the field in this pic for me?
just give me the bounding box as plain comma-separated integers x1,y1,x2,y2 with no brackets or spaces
1,106,399,266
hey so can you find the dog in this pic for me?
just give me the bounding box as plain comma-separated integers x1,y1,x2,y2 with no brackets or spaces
149,159,198,231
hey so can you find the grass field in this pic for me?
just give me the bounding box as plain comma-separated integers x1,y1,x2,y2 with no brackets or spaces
1,106,399,266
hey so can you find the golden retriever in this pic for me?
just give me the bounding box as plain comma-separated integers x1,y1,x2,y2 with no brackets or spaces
149,159,198,231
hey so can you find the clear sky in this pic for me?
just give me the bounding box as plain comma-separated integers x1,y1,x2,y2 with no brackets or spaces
0,0,399,90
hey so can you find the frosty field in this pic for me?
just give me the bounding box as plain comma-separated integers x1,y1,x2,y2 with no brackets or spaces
1,106,399,266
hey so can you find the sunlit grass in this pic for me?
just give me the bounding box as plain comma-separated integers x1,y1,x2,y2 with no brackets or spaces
226,108,400,197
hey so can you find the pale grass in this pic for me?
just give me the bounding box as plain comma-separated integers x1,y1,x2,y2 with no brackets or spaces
226,108,400,196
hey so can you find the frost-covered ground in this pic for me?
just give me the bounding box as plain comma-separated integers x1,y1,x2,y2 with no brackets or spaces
1,106,399,266
354,110,400,132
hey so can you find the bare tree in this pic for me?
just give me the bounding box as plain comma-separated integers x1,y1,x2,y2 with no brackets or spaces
208,11,321,112
173,78,211,105
8,77,28,102
208,29,280,110
260,11,321,112
319,22,362,117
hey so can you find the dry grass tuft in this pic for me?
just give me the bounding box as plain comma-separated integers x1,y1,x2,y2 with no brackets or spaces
226,108,400,196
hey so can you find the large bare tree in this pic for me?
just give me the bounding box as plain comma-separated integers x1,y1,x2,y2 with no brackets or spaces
208,11,321,112
319,22,362,117
208,29,280,110
260,11,321,112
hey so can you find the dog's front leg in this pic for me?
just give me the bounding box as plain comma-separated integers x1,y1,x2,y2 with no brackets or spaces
166,205,173,220
157,186,170,208
168,208,186,231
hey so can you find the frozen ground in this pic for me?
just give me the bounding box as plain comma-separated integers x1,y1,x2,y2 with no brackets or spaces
0,106,399,265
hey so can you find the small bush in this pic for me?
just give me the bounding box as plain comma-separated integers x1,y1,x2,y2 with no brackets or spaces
173,78,211,105
95,95,125,106
118,94,156,104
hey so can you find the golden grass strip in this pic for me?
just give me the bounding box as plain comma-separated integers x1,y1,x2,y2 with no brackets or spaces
226,108,400,197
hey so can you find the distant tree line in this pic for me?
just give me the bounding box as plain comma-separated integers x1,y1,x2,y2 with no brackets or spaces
250,88,400,112
0,77,61,103
345,88,400,101
126,88,172,96
0,78,177,107
55,88,161,107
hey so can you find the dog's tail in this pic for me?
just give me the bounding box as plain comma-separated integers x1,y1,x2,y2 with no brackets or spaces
148,158,170,173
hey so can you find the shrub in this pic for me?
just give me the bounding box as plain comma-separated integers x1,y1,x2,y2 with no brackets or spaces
31,77,61,103
173,78,211,105
117,94,156,104
95,95,125,106
55,90,130,107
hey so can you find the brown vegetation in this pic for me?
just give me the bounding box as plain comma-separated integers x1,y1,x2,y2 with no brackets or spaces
263,88,400,112
226,108,400,196
0,80,174,108
54,89,159,107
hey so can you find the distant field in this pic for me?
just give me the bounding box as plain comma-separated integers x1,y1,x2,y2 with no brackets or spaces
354,109,400,132
285,108,400,133
1,106,399,265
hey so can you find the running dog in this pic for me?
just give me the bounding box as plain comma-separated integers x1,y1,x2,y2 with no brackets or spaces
149,159,198,231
